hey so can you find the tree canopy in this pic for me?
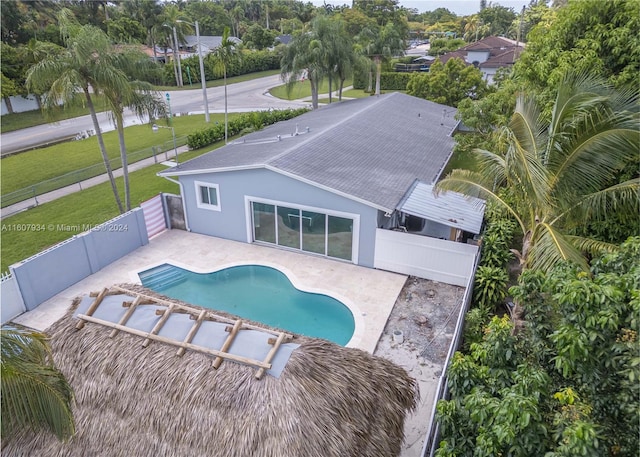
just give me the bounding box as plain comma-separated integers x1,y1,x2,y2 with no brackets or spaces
515,0,640,96
436,237,640,456
437,71,639,273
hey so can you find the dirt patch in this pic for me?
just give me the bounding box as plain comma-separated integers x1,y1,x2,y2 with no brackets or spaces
374,277,465,457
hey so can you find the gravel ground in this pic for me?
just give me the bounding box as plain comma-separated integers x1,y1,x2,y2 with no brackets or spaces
374,277,465,457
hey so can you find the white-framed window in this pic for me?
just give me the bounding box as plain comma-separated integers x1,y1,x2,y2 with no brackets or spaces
195,181,221,211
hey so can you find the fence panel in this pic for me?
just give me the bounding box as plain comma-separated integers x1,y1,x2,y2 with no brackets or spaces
10,209,148,311
374,229,479,286
1,273,26,324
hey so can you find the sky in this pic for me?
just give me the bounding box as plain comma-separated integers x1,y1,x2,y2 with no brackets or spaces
310,1,529,16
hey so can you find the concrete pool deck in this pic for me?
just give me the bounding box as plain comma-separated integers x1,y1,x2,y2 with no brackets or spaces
13,229,408,353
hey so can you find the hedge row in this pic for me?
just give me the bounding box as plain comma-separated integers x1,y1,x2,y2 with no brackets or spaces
186,108,309,149
353,71,412,91
164,50,281,86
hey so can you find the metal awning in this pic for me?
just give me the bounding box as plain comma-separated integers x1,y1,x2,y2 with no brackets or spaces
398,181,486,234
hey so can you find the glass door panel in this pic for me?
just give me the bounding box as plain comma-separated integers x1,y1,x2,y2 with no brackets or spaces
327,215,353,261
301,210,326,255
277,206,301,249
252,202,276,244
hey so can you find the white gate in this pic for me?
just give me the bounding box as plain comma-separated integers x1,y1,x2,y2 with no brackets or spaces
373,229,479,287
140,194,167,239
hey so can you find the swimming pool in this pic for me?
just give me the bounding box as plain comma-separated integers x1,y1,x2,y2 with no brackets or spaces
138,264,355,345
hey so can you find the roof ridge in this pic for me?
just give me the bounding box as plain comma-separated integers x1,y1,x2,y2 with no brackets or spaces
266,95,391,165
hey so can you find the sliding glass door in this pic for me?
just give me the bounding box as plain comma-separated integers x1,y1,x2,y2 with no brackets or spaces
250,201,354,262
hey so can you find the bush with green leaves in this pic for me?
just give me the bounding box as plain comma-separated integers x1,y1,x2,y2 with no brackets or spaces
186,108,309,150
472,265,509,310
353,71,412,91
164,50,281,86
438,237,640,456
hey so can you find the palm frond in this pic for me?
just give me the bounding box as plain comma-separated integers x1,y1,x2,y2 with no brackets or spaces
510,94,545,156
1,360,75,440
1,326,75,441
528,223,590,272
549,117,639,198
547,71,639,196
471,147,507,184
436,169,527,235
565,235,619,258
556,178,640,225
0,326,52,365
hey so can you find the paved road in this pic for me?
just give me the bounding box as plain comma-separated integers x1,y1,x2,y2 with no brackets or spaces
0,74,310,155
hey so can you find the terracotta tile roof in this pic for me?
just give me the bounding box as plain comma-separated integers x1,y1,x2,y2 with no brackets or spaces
437,36,524,69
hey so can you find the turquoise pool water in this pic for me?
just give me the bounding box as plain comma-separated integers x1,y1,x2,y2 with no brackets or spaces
138,264,355,345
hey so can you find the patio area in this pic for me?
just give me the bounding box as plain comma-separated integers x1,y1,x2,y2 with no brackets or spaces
13,229,408,353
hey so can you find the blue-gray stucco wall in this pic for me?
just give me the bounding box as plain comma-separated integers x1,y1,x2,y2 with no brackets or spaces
179,168,381,267
10,209,149,311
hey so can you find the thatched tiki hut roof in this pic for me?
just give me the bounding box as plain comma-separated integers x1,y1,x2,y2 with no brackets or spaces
3,286,418,457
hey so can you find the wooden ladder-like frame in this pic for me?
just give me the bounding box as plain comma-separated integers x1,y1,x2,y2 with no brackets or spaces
75,286,293,379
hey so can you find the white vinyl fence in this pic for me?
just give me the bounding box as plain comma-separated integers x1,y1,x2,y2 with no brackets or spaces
373,229,479,287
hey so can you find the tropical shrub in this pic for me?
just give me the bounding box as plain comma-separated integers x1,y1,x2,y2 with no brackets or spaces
438,237,640,456
186,107,309,149
472,265,509,310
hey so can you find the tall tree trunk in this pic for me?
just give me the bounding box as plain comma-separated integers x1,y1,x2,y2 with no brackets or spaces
374,56,382,95
83,87,124,214
115,110,130,211
172,47,180,87
338,78,345,101
328,74,332,104
3,96,14,114
310,73,319,109
151,32,157,61
367,66,373,93
224,67,228,144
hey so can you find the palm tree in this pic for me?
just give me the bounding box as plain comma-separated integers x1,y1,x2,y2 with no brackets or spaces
1,325,74,441
103,48,166,210
280,26,325,109
212,27,240,143
367,23,405,95
314,16,353,103
26,9,125,213
436,71,639,274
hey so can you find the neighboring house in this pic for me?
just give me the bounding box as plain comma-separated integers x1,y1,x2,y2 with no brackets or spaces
159,93,484,283
275,34,292,45
437,36,525,83
180,34,242,57
138,44,173,63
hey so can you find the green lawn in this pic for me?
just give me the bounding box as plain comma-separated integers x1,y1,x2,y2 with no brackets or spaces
0,70,279,133
0,144,218,273
154,69,280,92
269,78,354,100
1,113,240,197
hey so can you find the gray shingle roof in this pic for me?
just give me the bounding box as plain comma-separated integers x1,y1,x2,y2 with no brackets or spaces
161,93,457,211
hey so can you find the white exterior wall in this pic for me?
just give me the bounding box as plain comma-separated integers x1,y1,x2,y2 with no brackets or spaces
1,275,26,324
1,95,39,115
373,229,479,287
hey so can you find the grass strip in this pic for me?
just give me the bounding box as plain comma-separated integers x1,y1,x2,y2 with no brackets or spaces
1,113,239,197
0,145,216,273
269,78,354,100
